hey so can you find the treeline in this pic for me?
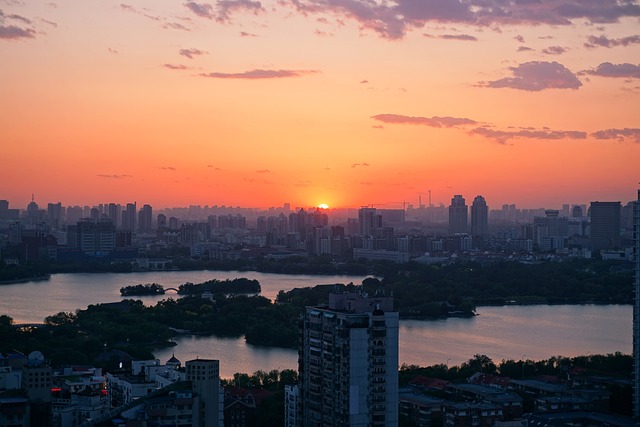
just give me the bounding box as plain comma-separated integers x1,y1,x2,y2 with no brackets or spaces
177,278,260,295
370,258,633,308
120,283,165,296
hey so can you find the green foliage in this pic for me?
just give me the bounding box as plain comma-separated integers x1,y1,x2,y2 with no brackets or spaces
177,278,260,296
120,283,165,296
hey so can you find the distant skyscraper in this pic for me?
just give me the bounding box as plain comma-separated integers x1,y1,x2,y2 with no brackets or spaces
108,203,121,228
358,207,381,236
448,195,468,234
121,202,136,231
138,204,153,232
571,205,583,218
298,292,399,426
470,195,488,236
633,191,640,418
589,201,621,251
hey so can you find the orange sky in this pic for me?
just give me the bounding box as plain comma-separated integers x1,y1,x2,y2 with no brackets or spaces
1,0,639,210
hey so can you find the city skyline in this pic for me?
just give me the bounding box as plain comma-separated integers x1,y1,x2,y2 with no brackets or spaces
1,1,639,210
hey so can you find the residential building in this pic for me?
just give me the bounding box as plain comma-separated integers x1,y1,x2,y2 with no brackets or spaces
298,291,399,426
448,195,467,235
470,195,488,236
590,201,621,251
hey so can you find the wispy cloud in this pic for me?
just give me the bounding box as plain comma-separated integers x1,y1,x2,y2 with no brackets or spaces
591,128,640,143
97,174,132,179
256,169,271,173
0,24,35,39
0,11,36,39
541,45,567,55
371,113,477,128
481,61,582,91
120,3,160,21
240,31,258,37
424,33,477,41
581,62,640,79
163,22,191,31
470,126,587,144
351,163,370,168
184,0,264,23
164,63,190,70
288,0,640,40
179,48,206,58
161,166,177,170
199,69,320,79
584,34,640,49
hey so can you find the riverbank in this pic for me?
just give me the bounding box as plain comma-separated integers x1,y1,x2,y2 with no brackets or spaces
0,274,51,285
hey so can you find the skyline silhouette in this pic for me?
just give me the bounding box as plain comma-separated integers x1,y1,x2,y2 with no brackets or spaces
1,1,639,209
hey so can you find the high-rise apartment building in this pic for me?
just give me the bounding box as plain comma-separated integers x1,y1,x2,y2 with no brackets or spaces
67,219,116,255
590,201,621,251
138,204,153,233
185,359,224,427
470,195,488,236
633,191,640,418
298,292,399,426
121,202,136,231
448,195,468,234
358,207,381,236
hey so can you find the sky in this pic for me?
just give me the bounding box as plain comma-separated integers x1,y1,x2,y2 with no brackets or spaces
1,0,639,210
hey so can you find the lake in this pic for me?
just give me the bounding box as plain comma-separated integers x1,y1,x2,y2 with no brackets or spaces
0,271,631,378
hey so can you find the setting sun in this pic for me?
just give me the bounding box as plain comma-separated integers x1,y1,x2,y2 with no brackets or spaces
318,203,329,209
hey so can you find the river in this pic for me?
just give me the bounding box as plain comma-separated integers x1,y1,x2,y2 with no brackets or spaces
0,271,632,378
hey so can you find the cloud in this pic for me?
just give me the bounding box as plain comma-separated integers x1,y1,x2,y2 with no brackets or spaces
240,31,258,37
7,13,30,24
541,45,567,55
517,46,534,52
164,63,190,70
514,35,525,43
164,22,191,31
162,166,177,170
581,62,640,78
179,48,206,58
584,34,640,48
256,169,271,173
351,163,370,168
591,128,640,143
371,113,477,128
184,0,264,23
216,0,264,23
470,126,587,144
199,69,320,79
0,11,36,40
120,3,160,21
97,174,132,179
108,47,118,54
41,19,57,28
288,0,640,40
481,61,582,91
424,33,477,41
0,24,35,39
184,2,215,19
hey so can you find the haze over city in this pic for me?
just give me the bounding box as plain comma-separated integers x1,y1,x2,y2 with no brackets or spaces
1,0,639,209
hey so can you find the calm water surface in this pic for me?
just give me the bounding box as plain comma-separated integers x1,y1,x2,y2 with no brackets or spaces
0,272,631,378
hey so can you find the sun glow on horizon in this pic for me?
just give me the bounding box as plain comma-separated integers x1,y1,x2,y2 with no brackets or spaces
317,203,329,209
